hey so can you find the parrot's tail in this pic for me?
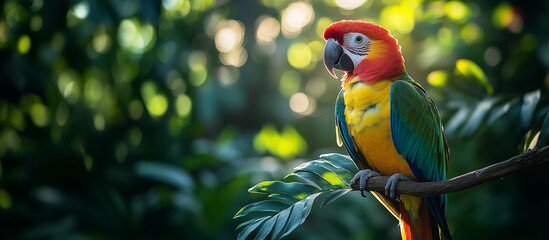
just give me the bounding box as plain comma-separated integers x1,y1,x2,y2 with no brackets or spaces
399,196,440,240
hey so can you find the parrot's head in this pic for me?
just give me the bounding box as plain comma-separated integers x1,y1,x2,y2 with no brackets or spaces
323,20,404,83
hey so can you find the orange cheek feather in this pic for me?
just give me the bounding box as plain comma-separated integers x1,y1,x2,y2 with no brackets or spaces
353,40,404,83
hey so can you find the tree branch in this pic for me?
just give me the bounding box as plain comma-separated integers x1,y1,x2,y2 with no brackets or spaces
351,145,549,197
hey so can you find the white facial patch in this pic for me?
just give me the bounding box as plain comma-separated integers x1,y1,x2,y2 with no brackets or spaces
343,32,371,68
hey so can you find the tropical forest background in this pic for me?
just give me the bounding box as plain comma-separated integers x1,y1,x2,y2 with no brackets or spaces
1,0,548,239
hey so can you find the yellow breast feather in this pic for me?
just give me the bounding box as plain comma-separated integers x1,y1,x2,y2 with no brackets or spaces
343,77,414,178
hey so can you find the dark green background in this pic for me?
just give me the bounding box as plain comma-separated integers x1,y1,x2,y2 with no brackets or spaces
1,0,548,239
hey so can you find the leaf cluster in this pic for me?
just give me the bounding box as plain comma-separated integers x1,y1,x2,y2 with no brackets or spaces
234,154,358,240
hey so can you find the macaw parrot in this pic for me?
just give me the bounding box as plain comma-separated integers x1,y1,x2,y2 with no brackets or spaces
322,20,451,240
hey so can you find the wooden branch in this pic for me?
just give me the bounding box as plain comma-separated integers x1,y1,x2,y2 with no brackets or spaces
351,145,549,197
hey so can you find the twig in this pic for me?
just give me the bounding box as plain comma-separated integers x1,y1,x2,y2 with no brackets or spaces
351,145,549,197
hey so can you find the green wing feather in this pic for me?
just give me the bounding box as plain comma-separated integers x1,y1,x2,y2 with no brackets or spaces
390,79,448,182
389,75,451,239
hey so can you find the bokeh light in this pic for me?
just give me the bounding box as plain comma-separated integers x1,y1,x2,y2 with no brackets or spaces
84,77,103,107
17,34,30,54
493,2,523,33
128,100,144,120
0,189,12,209
256,16,280,44
0,21,8,47
287,92,316,115
461,23,483,44
217,66,238,86
141,81,168,117
175,94,192,117
254,124,307,160
94,114,105,131
445,1,470,23
380,4,415,34
427,70,448,87
335,0,368,10
162,0,191,18
316,17,332,39
484,46,502,67
281,2,314,38
219,47,247,67
255,15,279,56
92,27,112,54
30,15,42,32
72,1,90,20
118,18,156,55
166,71,186,95
57,70,80,104
188,51,208,86
287,42,312,69
279,70,301,97
55,102,69,126
305,78,327,98
29,102,50,127
215,20,247,67
215,20,245,53
289,93,307,113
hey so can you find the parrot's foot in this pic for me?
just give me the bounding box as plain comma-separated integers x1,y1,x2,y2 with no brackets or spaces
350,169,382,198
385,173,413,199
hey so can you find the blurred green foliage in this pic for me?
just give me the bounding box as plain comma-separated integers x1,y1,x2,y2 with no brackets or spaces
0,0,549,239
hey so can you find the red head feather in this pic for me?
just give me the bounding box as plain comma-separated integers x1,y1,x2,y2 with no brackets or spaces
323,20,405,83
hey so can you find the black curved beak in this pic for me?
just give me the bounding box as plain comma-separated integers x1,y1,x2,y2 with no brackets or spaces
323,38,354,79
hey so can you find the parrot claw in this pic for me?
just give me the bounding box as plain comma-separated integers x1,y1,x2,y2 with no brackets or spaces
385,173,413,199
350,169,382,198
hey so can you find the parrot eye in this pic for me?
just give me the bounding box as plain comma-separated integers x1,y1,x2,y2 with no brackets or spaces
344,33,370,56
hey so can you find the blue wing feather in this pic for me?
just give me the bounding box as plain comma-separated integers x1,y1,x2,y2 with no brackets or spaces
389,78,450,239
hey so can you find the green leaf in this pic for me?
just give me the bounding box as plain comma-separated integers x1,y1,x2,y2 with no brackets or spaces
294,159,353,186
487,98,518,125
241,196,318,240
427,70,448,87
521,90,541,128
268,193,299,205
282,173,321,189
291,171,333,190
521,129,539,154
253,215,277,240
270,206,291,240
321,189,352,207
316,160,354,185
234,200,289,219
237,216,268,230
445,107,470,136
237,216,269,240
134,161,194,191
536,113,549,148
236,154,357,239
249,181,319,200
280,199,306,238
319,153,359,174
461,98,496,137
520,111,549,153
295,166,345,188
300,194,317,224
455,59,493,95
